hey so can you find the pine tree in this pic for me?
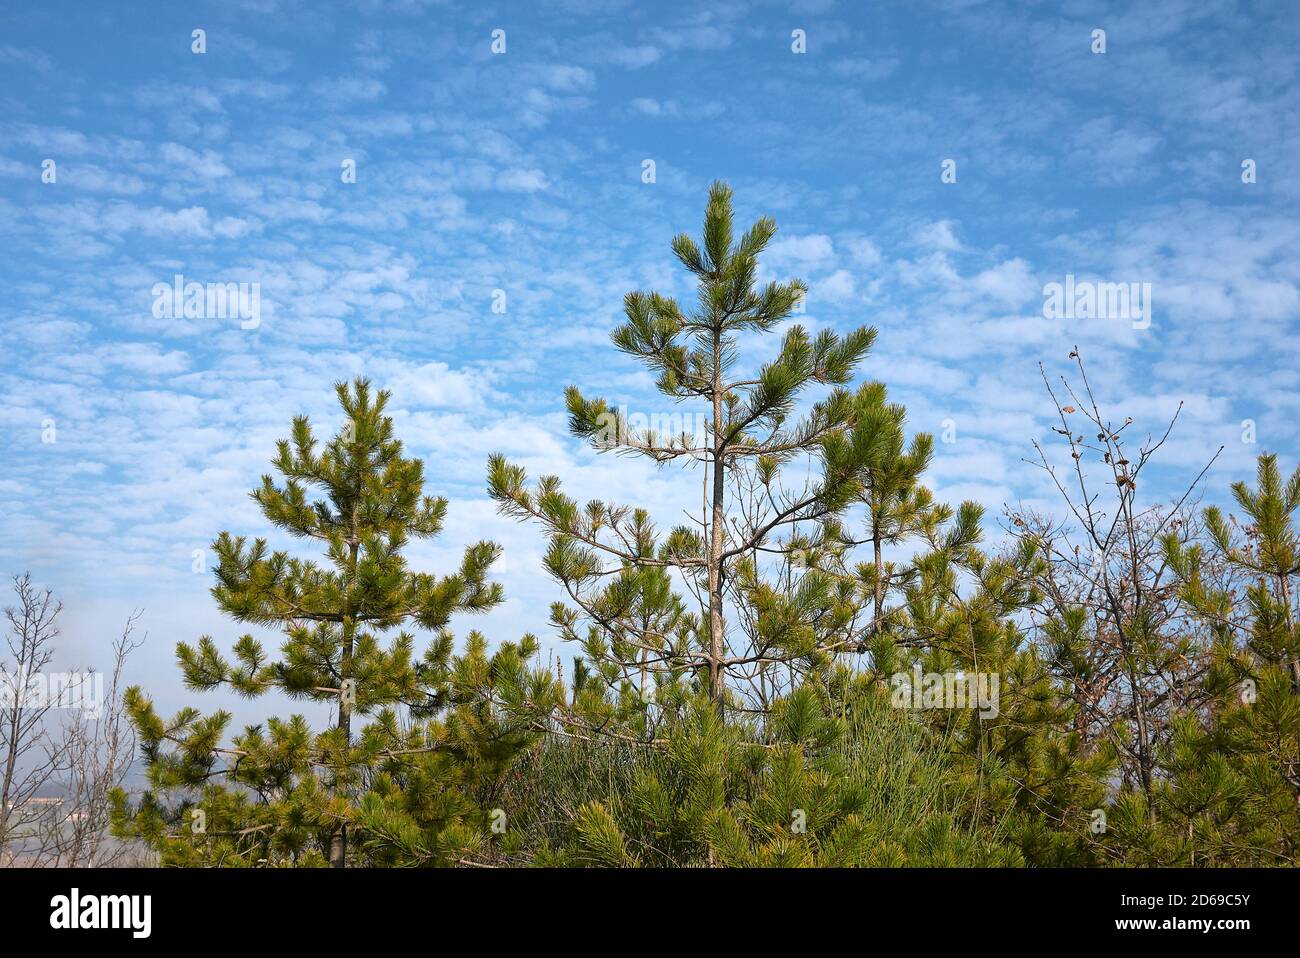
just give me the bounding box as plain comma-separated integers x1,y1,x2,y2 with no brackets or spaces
764,377,1108,864
111,379,555,867
802,381,986,656
489,181,875,711
513,680,1019,867
1129,453,1300,865
856,494,1115,866
848,384,952,624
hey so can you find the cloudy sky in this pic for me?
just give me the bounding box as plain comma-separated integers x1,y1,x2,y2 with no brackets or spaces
2,0,1298,719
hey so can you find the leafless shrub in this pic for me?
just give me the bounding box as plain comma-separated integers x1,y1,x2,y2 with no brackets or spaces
1007,349,1226,796
0,573,144,867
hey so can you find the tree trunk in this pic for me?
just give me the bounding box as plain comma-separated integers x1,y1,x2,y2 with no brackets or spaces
330,537,359,868
1279,574,1300,692
872,524,884,624
329,626,354,868
707,329,726,705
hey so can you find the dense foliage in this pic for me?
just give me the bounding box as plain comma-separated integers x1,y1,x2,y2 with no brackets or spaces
113,187,1300,867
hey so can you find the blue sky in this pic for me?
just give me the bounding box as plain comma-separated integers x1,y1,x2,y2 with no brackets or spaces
2,0,1298,718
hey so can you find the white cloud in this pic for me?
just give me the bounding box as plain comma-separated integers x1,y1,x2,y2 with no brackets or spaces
766,234,835,266
604,44,660,68
311,76,387,103
816,269,856,302
914,220,962,252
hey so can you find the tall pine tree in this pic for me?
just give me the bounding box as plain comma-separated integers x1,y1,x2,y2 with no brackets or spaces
489,182,875,712
1130,453,1300,864
111,379,555,867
